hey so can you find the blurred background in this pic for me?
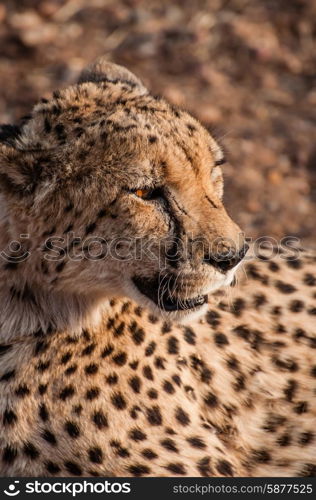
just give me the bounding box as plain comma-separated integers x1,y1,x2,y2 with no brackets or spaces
0,0,315,244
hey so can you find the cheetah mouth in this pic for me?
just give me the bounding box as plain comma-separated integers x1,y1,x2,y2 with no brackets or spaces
132,275,207,312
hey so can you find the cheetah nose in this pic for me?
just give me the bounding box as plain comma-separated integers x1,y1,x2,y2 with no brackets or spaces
204,243,249,273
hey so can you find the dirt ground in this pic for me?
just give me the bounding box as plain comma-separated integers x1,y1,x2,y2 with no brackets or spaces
0,0,315,245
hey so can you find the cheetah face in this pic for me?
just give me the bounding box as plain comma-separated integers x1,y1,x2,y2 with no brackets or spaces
0,59,247,322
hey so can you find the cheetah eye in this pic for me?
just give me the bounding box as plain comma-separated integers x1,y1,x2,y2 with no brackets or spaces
214,157,226,166
134,188,154,200
131,186,163,201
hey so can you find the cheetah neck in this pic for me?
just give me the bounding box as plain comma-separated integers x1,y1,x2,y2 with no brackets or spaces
0,280,108,343
0,278,109,343
0,195,110,342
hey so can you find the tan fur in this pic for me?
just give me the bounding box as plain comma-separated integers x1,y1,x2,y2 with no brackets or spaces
0,59,315,477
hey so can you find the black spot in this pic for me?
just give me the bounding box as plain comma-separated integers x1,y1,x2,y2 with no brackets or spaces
0,344,12,356
129,428,147,441
3,409,17,425
273,357,298,372
277,434,291,447
145,341,156,356
64,461,82,476
84,363,99,375
89,447,103,464
81,343,96,356
101,344,114,358
253,293,267,308
38,383,48,395
111,392,127,410
167,336,179,354
175,407,190,426
42,429,57,445
129,361,139,370
39,403,49,422
65,421,80,438
286,258,302,269
294,401,308,414
97,208,107,218
232,297,246,316
252,449,271,463
0,369,15,382
304,273,316,286
275,280,296,294
142,449,158,460
23,442,39,459
86,387,100,400
214,332,229,346
148,314,159,324
2,445,17,463
183,326,196,345
106,373,118,385
227,356,239,370
161,322,172,334
64,364,78,376
131,326,145,345
299,464,316,477
268,261,279,272
155,357,166,369
45,461,61,474
148,135,157,143
128,464,150,476
197,456,213,476
289,299,304,313
73,404,83,415
56,261,66,273
234,374,246,391
112,352,127,366
200,366,213,383
165,463,186,475
147,389,158,399
85,222,97,235
15,384,30,397
216,460,234,476
129,376,141,394
299,431,314,446
36,361,50,372
92,410,108,429
204,392,218,407
60,352,72,364
143,365,154,381
59,385,75,400
163,380,175,394
187,436,206,449
146,405,162,426
283,379,297,402
161,438,178,452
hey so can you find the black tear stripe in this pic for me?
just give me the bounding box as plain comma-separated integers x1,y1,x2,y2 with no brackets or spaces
161,196,185,269
168,193,189,218
205,195,219,209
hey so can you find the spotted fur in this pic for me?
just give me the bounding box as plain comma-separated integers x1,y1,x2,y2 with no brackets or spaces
0,59,315,477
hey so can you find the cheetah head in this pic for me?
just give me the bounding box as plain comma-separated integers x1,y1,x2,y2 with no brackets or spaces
0,58,247,324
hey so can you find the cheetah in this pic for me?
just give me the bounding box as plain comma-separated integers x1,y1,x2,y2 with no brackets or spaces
0,58,315,477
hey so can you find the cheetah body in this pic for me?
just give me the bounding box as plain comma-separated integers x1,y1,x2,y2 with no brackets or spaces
0,59,315,477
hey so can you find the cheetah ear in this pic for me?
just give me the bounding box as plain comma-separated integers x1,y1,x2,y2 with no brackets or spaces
78,57,147,94
0,127,41,197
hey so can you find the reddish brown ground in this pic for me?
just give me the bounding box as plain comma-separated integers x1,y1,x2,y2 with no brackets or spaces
0,0,315,244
